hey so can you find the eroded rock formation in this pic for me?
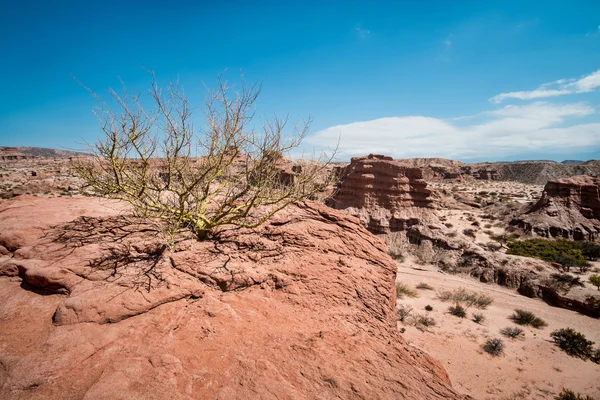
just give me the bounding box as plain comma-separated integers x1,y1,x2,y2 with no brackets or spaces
511,175,600,240
0,195,465,399
329,154,435,233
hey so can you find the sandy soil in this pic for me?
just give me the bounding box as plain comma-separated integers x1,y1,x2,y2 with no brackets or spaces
395,259,600,400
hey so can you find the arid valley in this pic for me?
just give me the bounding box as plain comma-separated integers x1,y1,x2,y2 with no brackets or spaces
1,147,599,399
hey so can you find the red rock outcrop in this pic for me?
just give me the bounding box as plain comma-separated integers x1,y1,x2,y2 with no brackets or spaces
510,175,600,240
329,154,435,233
0,195,465,399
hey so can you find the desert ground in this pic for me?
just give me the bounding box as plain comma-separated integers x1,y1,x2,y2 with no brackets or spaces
395,257,600,399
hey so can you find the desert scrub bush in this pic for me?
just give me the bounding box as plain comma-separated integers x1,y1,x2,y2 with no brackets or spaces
447,231,457,238
424,305,433,311
396,282,418,299
589,274,600,290
506,239,587,269
483,338,504,356
510,309,547,328
486,241,502,252
463,228,476,237
448,304,467,318
472,312,485,324
75,73,335,242
412,314,436,331
552,273,584,287
500,326,524,339
444,222,454,228
416,282,434,290
556,388,594,400
437,287,493,309
396,305,413,322
550,328,595,360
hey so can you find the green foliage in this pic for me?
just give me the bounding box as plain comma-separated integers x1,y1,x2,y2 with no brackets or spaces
483,338,504,356
506,239,588,268
550,328,595,359
578,241,600,261
556,388,594,400
500,326,524,339
396,282,419,299
510,309,547,329
589,274,600,290
448,304,467,318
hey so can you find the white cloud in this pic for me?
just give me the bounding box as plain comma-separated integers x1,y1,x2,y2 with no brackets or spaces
490,69,600,103
444,39,452,46
306,102,598,160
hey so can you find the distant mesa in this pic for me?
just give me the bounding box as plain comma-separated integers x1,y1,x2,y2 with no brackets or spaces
511,175,600,241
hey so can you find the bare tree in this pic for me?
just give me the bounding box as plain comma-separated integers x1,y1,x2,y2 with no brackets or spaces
74,72,335,241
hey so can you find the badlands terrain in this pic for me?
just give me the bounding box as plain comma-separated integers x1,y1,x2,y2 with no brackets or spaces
1,147,600,399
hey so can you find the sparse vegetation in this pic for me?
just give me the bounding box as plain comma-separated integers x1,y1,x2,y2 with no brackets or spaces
396,282,419,299
412,314,436,330
437,288,493,309
388,249,404,261
448,304,467,318
550,328,595,360
483,338,504,356
416,282,434,290
396,305,413,322
500,326,524,339
424,305,433,311
444,222,453,228
472,312,485,324
556,388,594,400
510,309,547,329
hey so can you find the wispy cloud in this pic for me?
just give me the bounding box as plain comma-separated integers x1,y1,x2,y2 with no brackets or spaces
490,69,600,103
355,24,370,39
306,102,598,160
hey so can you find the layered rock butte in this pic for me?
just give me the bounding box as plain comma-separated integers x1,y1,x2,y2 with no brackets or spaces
511,175,600,241
329,154,435,234
0,195,465,399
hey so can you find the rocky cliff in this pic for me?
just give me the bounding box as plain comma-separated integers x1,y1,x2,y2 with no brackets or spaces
329,154,435,233
510,175,600,240
0,195,465,399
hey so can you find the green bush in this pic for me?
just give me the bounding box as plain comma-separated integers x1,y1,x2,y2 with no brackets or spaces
448,304,467,318
510,309,547,329
506,239,588,268
589,274,600,291
483,338,504,356
550,328,594,359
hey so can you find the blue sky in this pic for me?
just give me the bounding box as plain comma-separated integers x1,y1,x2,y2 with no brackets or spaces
1,0,599,162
